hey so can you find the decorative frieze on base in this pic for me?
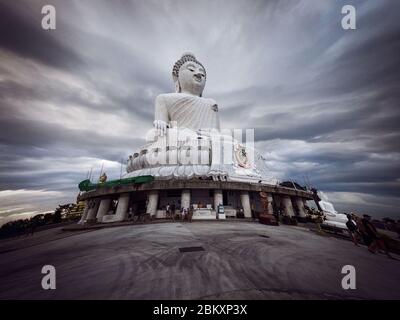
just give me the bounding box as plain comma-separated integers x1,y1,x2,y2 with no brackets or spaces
192,209,216,220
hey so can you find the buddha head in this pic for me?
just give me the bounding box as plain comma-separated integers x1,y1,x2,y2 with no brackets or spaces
172,53,206,97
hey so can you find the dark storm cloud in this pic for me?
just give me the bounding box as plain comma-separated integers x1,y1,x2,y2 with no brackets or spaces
0,77,156,122
312,33,400,101
0,0,399,220
0,170,82,190
253,95,400,143
0,117,144,159
0,1,83,71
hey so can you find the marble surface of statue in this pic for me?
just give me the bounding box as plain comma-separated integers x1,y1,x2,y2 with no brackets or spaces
154,53,220,135
124,53,275,184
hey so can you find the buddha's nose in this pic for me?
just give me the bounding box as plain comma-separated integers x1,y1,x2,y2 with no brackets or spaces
194,73,202,80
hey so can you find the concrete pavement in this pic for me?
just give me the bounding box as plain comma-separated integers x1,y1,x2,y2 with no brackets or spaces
0,221,399,299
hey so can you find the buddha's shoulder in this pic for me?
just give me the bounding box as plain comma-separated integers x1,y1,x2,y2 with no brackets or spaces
156,93,181,104
156,93,178,99
156,93,217,105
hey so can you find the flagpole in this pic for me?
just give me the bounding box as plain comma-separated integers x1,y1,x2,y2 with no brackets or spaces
99,162,104,181
120,158,123,180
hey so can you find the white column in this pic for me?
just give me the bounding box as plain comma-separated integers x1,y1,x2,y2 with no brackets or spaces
96,198,111,222
295,197,306,217
240,191,252,218
282,196,295,217
78,200,90,224
214,189,223,210
146,190,159,217
265,193,274,215
115,193,130,221
86,199,100,221
181,189,191,209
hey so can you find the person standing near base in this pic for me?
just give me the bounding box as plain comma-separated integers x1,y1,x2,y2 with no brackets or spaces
188,205,193,223
345,213,359,246
251,203,256,221
362,214,393,258
181,207,187,221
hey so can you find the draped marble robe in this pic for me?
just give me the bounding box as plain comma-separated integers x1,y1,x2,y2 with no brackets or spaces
125,91,275,184
155,93,220,131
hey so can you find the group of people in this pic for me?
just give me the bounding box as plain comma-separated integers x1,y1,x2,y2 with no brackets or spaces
165,203,193,222
345,213,393,259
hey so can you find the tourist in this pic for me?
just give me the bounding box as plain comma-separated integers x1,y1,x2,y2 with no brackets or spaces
251,203,256,221
188,205,193,223
28,219,37,236
361,214,393,258
345,213,359,246
238,207,244,218
166,203,170,218
353,214,372,247
171,203,176,219
181,207,187,221
273,204,280,222
396,220,400,239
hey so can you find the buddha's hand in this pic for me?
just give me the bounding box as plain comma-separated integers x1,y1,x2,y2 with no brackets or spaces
153,120,168,137
196,129,211,138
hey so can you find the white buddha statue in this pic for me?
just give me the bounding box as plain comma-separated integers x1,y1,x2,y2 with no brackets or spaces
154,53,220,136
125,53,275,184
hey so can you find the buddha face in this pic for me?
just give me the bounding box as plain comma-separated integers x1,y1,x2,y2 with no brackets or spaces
178,61,206,96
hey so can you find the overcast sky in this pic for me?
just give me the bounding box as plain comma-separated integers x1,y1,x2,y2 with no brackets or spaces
0,0,399,225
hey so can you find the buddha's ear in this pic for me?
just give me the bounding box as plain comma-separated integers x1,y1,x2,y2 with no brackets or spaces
175,81,181,93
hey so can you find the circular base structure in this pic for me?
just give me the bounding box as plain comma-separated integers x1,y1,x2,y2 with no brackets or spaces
77,179,313,224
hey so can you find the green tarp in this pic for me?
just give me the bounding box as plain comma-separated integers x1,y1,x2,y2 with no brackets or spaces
78,175,154,192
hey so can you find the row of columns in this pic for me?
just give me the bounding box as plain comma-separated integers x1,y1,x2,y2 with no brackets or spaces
78,190,306,224
280,195,307,218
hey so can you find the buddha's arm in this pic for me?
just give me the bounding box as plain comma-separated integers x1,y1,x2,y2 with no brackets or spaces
154,95,169,136
213,103,221,131
209,99,221,130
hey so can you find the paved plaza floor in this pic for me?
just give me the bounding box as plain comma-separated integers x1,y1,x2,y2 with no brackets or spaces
0,221,399,299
